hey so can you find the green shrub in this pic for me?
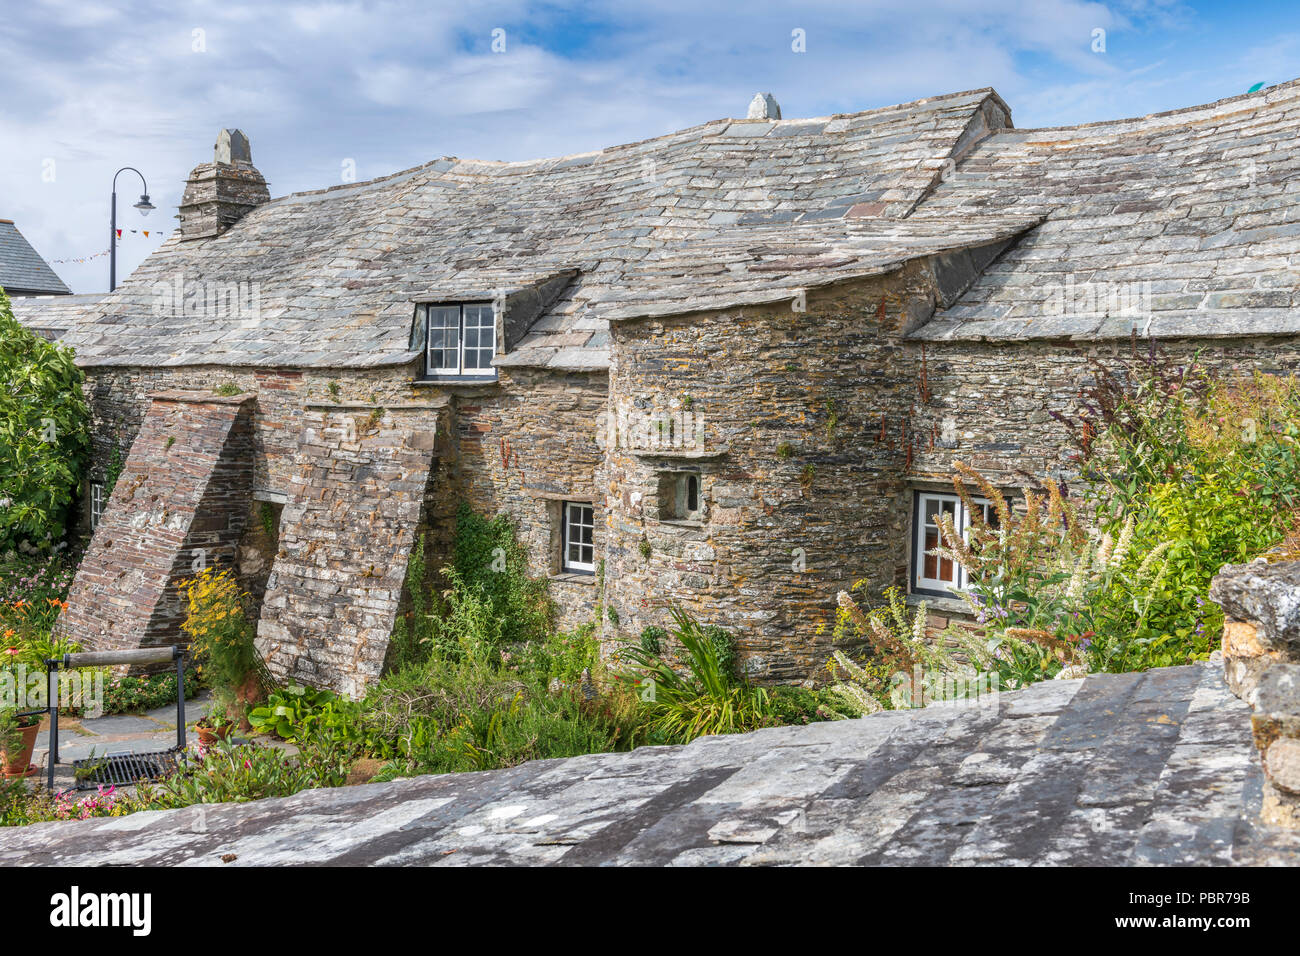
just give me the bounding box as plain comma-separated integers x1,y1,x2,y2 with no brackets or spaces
179,567,269,719
95,668,201,717
767,685,860,724
638,625,666,657
448,503,553,647
0,289,90,552
143,727,356,807
618,607,773,743
364,634,642,777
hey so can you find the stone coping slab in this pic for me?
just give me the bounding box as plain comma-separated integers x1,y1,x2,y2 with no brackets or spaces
3,663,1299,866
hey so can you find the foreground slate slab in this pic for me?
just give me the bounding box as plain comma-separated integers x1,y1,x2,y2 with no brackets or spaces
3,662,1299,866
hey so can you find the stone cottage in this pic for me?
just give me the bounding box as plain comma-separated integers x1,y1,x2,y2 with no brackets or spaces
14,81,1300,697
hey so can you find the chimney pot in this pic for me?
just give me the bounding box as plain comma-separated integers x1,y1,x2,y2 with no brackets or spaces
214,128,253,165
748,93,781,120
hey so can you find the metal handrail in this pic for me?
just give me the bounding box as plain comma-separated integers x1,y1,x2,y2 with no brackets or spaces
43,645,187,793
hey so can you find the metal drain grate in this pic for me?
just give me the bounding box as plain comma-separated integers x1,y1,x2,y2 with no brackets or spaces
71,750,182,790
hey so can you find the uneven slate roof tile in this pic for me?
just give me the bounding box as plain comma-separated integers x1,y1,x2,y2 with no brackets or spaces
16,78,1300,365
910,78,1300,341
11,88,1008,369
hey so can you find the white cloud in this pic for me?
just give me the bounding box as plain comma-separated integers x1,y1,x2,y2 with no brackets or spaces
0,0,1269,294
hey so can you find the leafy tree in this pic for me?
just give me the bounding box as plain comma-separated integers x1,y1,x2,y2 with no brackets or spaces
0,288,90,551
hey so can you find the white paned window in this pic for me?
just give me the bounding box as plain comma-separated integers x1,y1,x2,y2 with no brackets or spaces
562,501,595,573
423,303,497,378
911,491,1001,596
90,483,105,530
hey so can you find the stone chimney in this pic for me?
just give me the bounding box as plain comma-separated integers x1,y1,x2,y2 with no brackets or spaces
177,129,270,240
747,93,781,120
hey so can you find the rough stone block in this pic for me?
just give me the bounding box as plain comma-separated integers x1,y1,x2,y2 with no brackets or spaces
1209,560,1300,704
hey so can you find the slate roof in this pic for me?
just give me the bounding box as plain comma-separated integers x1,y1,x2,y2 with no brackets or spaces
12,88,1020,369
913,80,1300,342
3,661,1296,865
0,220,71,297
14,78,1300,368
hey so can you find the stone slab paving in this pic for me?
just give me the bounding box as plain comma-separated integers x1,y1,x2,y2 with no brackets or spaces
3,663,1300,866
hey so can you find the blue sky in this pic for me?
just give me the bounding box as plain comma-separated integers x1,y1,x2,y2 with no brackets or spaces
2,0,1299,294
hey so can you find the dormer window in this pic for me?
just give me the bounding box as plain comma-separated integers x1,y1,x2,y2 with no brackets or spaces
422,303,497,379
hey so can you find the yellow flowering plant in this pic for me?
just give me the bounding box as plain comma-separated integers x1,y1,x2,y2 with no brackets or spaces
180,568,268,719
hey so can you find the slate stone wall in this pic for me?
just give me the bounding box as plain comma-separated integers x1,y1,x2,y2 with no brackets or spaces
427,368,608,632
908,337,1300,490
256,405,441,697
58,392,254,656
75,362,607,677
603,267,935,680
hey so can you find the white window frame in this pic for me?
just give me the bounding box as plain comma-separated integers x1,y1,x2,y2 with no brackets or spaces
423,302,497,379
562,501,595,573
90,482,105,530
911,491,998,596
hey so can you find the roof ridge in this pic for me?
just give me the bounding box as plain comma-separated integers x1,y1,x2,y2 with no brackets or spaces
260,86,1004,204
1004,75,1300,136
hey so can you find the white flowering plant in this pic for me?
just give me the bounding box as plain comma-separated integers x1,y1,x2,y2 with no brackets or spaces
932,462,1173,682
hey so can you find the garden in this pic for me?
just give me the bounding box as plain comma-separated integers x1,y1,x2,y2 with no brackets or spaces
831,346,1300,706
2,279,1297,826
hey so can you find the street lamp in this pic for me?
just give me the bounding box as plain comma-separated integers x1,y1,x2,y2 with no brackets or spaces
110,167,155,292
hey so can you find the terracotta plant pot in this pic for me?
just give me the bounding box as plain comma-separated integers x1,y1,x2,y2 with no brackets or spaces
2,721,40,778
233,673,262,731
195,721,233,747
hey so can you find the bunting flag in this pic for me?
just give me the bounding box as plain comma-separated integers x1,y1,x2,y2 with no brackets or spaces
49,230,168,264
50,249,111,264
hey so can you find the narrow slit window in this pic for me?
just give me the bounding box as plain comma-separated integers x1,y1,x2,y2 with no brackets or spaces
90,482,105,530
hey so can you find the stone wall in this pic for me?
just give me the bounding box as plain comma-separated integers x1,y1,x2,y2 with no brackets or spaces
59,391,254,657
74,361,607,685
909,336,1300,489
604,267,935,680
256,404,441,697
1210,560,1300,828
432,368,608,631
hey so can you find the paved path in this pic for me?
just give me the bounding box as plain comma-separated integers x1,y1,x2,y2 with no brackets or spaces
3,662,1299,865
29,691,213,791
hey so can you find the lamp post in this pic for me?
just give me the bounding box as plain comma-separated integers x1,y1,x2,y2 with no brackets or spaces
110,167,155,292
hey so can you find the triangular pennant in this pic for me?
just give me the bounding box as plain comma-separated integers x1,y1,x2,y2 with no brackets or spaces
115,229,122,238
142,231,149,238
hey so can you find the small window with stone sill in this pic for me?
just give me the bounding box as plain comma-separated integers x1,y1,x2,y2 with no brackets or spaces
419,302,497,380
910,490,1001,598
658,471,704,522
561,500,595,574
